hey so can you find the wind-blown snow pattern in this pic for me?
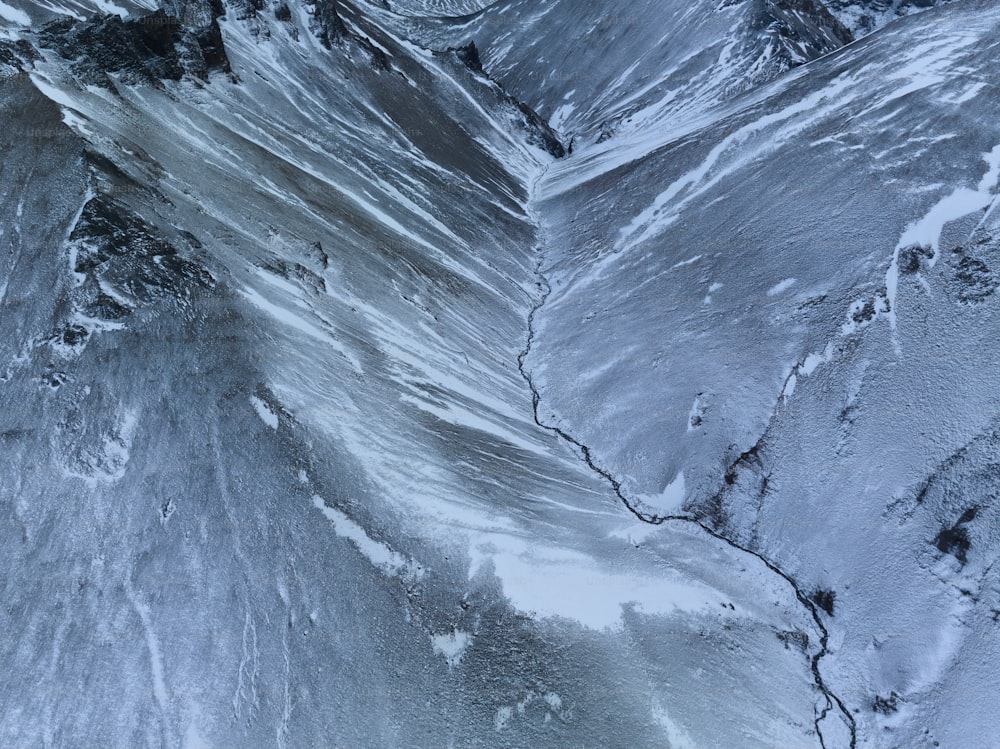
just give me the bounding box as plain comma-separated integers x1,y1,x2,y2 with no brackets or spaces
0,0,997,746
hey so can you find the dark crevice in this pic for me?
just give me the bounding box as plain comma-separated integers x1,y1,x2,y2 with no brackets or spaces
517,251,857,749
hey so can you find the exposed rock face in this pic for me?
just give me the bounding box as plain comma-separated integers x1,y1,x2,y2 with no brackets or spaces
384,0,859,146
37,5,229,85
308,0,348,47
823,0,952,35
755,0,855,64
723,0,855,94
436,41,566,157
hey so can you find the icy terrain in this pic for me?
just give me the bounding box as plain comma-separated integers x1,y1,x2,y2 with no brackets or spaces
0,0,996,746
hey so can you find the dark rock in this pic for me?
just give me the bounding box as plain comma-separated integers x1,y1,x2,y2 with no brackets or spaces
873,691,900,714
898,243,933,274
307,241,330,269
449,41,484,74
39,11,184,86
230,0,267,21
734,0,854,89
950,255,998,304
61,324,90,347
825,0,951,35
433,45,566,158
812,588,835,616
777,629,809,651
67,196,214,308
515,101,566,158
934,508,976,565
852,299,877,324
310,0,348,48
193,18,230,74
38,4,230,86
358,37,391,71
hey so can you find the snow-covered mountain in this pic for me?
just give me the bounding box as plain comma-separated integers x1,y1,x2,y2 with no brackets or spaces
377,0,854,146
0,0,995,746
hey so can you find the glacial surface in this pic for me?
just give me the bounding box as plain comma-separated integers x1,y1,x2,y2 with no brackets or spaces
0,0,995,747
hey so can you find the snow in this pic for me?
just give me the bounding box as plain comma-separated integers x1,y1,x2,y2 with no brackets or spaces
250,396,278,430
800,342,835,377
652,700,698,749
472,533,731,631
238,286,346,352
549,102,575,132
29,72,86,113
126,584,170,722
640,471,686,514
399,394,542,454
886,142,1000,331
7,0,1000,746
183,722,212,749
494,706,513,731
601,74,859,284
766,278,796,296
311,496,417,579
0,1,30,25
430,630,471,668
91,0,127,17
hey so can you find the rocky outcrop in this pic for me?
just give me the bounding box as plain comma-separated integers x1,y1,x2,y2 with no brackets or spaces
437,41,565,158
37,4,229,87
308,0,349,47
742,0,854,85
822,0,951,35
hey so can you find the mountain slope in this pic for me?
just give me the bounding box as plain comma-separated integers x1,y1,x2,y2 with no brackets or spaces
0,0,845,746
374,0,854,147
524,1,1000,745
0,0,996,746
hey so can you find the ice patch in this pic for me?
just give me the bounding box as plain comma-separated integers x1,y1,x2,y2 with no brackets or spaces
494,706,513,731
250,396,278,430
652,700,697,749
0,1,30,25
311,496,420,579
640,471,686,514
430,629,471,668
473,533,726,630
767,278,796,297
